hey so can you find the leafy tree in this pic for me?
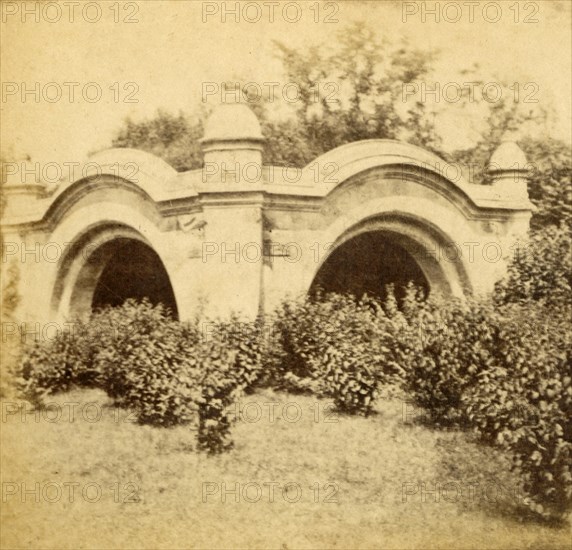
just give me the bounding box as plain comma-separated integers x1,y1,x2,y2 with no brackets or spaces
111,23,439,168
443,78,570,232
112,109,205,171
446,77,551,184
520,136,572,231
109,24,570,236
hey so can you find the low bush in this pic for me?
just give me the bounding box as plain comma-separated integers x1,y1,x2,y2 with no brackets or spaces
272,291,406,416
399,295,502,427
196,316,264,453
15,300,264,453
92,301,202,427
462,305,572,519
16,317,96,406
399,292,572,520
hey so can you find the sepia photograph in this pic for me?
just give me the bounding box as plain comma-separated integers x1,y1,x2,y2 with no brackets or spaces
1,1,571,548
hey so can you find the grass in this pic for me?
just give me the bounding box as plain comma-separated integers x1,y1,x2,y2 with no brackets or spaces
1,387,570,550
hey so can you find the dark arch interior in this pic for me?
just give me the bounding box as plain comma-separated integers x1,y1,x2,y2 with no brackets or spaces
310,232,429,303
91,239,178,318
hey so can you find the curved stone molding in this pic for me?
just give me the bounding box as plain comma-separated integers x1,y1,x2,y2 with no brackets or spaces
48,147,180,201
1,104,535,323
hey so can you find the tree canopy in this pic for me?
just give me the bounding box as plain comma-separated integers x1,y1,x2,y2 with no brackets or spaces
110,23,570,232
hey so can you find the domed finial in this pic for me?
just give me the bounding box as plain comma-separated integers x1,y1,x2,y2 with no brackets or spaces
202,103,264,143
488,140,528,172
487,139,530,201
200,103,265,184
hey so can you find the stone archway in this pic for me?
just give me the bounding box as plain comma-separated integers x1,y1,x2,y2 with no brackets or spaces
310,231,429,303
52,225,178,320
307,213,472,303
90,239,178,315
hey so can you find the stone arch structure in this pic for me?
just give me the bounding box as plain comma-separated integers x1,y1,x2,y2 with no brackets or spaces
51,223,178,321
2,104,534,325
308,213,466,300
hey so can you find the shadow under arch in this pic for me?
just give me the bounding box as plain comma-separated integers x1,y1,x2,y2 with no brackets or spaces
310,231,430,303
51,223,178,320
309,213,472,302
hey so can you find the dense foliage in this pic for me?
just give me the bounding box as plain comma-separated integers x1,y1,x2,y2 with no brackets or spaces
395,293,571,519
15,286,572,518
15,300,263,454
494,224,571,308
270,292,406,415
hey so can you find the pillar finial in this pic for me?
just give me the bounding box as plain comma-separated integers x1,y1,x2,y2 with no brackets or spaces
487,139,530,201
200,103,265,184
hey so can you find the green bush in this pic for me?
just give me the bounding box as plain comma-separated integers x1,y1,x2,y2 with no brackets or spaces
15,317,97,406
15,300,264,453
272,292,406,416
494,224,572,308
195,317,264,453
462,305,572,519
399,293,572,520
92,301,202,427
400,295,502,427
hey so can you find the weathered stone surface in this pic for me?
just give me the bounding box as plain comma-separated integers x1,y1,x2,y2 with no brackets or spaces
1,105,534,323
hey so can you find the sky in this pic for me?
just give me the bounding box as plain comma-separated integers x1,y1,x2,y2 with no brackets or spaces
1,0,571,167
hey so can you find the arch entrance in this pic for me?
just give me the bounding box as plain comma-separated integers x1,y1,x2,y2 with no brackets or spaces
308,214,471,303
90,239,178,315
53,226,178,320
310,231,429,303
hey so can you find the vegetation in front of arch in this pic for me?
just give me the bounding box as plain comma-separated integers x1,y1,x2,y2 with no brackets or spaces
271,286,571,521
268,290,408,414
12,211,572,519
13,300,266,455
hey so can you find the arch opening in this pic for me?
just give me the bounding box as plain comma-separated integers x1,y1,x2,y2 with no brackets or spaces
67,237,178,319
310,231,430,304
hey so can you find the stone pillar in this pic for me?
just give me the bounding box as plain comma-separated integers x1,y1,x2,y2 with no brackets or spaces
195,103,266,320
483,140,533,294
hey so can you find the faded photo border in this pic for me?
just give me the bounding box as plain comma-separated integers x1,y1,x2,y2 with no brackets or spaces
1,2,571,549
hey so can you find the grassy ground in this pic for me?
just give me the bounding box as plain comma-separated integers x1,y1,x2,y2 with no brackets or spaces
1,388,570,550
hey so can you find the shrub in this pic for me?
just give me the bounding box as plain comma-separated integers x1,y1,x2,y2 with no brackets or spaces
92,301,202,427
15,300,266,453
400,295,502,427
494,224,572,308
195,316,264,453
399,293,572,520
463,305,572,519
272,291,406,415
15,318,97,406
